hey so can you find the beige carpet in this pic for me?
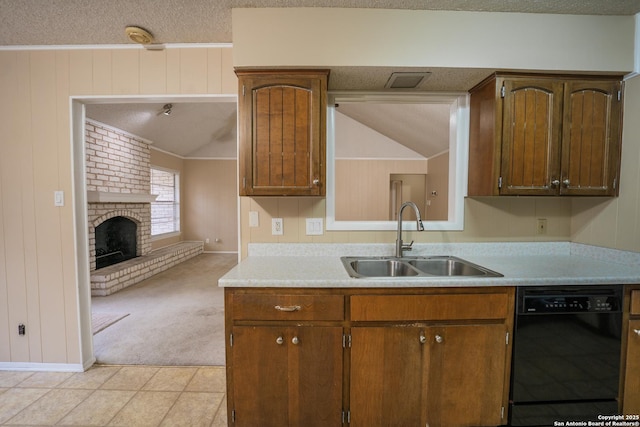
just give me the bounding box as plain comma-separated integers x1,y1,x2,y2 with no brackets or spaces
91,253,237,366
92,312,129,334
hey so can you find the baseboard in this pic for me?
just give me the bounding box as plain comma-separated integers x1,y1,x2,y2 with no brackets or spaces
202,250,238,254
83,356,97,371
0,362,86,372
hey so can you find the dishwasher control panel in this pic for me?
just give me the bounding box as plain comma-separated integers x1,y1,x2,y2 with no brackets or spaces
519,287,622,314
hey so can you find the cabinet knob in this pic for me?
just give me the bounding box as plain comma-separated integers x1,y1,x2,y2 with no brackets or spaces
435,334,443,344
276,336,284,345
292,336,300,345
419,333,427,344
551,179,560,187
634,329,640,336
562,179,570,187
312,178,320,186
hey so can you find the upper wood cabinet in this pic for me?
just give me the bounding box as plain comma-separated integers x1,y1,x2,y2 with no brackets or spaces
468,73,623,196
236,69,329,196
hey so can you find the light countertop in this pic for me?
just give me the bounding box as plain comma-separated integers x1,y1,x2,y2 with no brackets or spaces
218,242,640,288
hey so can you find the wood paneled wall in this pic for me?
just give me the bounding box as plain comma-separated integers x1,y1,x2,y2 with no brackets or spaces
335,159,429,221
0,46,235,365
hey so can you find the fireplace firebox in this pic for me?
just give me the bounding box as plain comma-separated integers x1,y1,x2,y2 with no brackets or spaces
95,216,138,269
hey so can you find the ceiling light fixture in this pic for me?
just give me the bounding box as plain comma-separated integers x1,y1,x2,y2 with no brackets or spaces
162,104,173,116
125,26,154,45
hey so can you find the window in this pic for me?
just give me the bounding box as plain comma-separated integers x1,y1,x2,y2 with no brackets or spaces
151,167,180,236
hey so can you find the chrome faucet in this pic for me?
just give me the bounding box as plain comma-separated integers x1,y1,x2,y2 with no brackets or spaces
395,201,425,257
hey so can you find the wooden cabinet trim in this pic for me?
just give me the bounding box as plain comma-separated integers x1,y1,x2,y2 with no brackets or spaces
631,290,640,315
623,319,640,414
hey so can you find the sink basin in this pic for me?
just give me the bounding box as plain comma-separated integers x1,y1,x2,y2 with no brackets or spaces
407,257,490,277
348,259,420,277
341,256,502,278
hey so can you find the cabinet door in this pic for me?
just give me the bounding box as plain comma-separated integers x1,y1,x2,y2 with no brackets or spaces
500,78,564,195
623,320,640,413
560,80,622,196
427,324,508,426
231,326,343,427
237,71,327,196
350,327,429,427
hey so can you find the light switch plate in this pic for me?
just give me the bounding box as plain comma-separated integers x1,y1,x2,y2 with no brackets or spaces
306,218,323,235
54,190,64,207
249,211,259,227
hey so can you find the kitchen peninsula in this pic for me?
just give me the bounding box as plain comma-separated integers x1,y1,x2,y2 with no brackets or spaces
220,242,640,426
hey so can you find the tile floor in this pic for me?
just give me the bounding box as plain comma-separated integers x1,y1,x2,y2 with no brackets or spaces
0,365,227,426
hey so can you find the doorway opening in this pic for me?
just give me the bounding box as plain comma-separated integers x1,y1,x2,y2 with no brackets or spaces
72,95,239,367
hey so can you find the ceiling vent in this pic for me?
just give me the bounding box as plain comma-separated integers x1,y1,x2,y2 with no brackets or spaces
384,72,432,89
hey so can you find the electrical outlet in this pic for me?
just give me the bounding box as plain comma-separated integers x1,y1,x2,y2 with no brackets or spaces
18,324,25,336
205,238,210,244
537,218,547,235
272,218,284,235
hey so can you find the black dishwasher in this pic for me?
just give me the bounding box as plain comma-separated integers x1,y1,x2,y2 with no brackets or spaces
509,285,623,426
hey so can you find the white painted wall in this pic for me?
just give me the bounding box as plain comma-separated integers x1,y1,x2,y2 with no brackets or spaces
233,8,635,72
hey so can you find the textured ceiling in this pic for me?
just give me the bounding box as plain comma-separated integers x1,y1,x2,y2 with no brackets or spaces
1,0,639,46
7,1,639,158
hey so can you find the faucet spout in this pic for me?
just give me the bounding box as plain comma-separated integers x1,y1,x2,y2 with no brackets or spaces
395,201,425,258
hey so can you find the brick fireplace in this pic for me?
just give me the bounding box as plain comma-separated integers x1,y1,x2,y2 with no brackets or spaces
86,119,203,296
85,119,153,271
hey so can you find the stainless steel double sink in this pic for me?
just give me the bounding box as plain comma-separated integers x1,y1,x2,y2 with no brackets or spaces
341,255,503,278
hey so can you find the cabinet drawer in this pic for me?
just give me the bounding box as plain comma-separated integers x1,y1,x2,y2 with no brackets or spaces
232,294,344,321
350,293,509,321
631,290,640,315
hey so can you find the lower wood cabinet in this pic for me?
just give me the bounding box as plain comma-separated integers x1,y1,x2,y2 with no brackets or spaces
225,287,515,427
350,324,508,426
622,288,640,413
230,326,343,427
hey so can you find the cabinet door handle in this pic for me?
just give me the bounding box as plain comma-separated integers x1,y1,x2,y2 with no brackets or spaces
292,336,300,345
419,333,427,344
633,329,640,336
274,305,301,312
276,336,284,345
435,334,443,344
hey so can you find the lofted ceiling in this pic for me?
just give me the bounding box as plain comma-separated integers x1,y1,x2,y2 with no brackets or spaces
4,1,639,158
86,101,238,158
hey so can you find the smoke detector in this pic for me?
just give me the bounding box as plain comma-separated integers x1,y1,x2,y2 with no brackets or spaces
384,72,432,89
125,26,154,45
